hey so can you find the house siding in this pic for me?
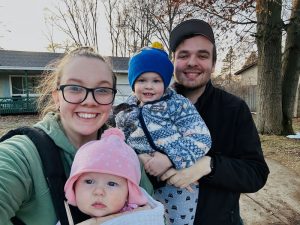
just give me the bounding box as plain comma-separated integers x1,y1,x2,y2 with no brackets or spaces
0,75,10,97
115,73,131,104
0,76,5,96
241,85,257,112
235,64,300,117
0,50,131,114
240,66,258,86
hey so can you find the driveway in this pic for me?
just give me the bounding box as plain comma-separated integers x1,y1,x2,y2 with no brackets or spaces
240,159,300,224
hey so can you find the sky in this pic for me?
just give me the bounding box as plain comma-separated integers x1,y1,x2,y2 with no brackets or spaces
0,0,111,55
0,0,229,72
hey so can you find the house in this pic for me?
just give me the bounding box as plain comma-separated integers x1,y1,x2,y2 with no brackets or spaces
0,50,131,115
235,62,300,117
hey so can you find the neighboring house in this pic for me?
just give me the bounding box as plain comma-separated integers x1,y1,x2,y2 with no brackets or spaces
0,50,131,115
106,56,132,104
235,62,300,117
236,63,258,86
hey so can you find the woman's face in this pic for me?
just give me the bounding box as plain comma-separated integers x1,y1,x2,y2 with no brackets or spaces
53,56,114,146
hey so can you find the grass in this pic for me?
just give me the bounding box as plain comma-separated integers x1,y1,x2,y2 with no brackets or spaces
259,117,300,175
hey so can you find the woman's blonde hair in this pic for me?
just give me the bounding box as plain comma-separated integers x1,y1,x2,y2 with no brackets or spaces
36,47,117,117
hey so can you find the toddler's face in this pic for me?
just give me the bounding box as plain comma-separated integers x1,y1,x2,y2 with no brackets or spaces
75,172,128,217
134,72,164,105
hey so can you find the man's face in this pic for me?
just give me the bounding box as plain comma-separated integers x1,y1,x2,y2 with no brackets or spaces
174,35,215,92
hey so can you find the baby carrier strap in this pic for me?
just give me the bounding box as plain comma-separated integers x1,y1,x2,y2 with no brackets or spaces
0,127,89,225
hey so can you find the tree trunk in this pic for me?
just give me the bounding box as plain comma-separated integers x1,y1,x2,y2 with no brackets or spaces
256,0,283,134
297,84,300,117
282,0,300,134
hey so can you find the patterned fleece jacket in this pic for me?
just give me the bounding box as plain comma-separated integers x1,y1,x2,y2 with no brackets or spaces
115,88,211,169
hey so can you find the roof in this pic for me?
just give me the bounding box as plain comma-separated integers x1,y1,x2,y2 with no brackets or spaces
234,62,257,75
0,50,129,75
105,56,129,73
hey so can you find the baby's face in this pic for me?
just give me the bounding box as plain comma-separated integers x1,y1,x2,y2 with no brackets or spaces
75,172,128,217
134,72,165,105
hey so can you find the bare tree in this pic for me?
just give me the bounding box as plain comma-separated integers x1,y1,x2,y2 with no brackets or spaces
281,0,300,134
256,0,283,134
103,0,197,56
172,0,299,135
45,0,99,51
118,11,130,56
188,0,257,59
150,0,198,56
103,0,157,56
103,0,122,56
119,0,158,54
44,15,61,52
255,0,300,135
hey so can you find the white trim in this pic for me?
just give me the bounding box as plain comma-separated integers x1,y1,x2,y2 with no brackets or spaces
0,66,127,73
114,70,127,73
9,75,12,96
9,75,41,96
0,66,53,71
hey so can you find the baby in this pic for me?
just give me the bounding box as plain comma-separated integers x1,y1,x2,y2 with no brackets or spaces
62,128,164,225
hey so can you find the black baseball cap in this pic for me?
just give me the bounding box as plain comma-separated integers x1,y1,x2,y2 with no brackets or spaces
170,19,215,52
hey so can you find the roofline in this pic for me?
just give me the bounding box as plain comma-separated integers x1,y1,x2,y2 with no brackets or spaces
0,66,127,73
234,62,257,75
114,70,127,73
0,66,53,71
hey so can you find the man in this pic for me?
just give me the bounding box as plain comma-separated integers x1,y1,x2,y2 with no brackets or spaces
161,19,270,225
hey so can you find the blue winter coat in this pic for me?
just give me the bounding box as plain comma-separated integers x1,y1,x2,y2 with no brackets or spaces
115,88,211,169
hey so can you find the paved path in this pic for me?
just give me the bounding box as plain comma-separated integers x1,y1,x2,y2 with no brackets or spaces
240,159,300,225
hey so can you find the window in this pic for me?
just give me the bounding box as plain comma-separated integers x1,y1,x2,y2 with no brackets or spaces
10,75,40,96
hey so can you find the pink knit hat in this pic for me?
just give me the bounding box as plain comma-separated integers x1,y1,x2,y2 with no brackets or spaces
64,128,147,206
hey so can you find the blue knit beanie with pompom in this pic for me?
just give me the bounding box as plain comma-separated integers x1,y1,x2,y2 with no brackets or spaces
128,42,174,90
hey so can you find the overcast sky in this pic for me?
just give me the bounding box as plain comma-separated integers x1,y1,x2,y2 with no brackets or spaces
0,0,111,55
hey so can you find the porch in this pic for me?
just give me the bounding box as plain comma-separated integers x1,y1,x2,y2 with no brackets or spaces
0,96,38,115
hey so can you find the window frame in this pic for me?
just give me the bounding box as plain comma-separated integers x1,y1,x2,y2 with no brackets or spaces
9,75,40,97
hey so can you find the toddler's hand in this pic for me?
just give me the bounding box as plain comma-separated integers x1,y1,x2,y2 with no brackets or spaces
144,152,172,176
138,153,152,165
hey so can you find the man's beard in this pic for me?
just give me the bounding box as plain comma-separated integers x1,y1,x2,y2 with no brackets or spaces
173,81,206,95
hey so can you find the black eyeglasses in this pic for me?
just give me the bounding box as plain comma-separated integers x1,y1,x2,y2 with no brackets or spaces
58,85,117,105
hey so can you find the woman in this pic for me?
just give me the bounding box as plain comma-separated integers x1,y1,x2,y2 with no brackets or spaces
0,47,152,225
